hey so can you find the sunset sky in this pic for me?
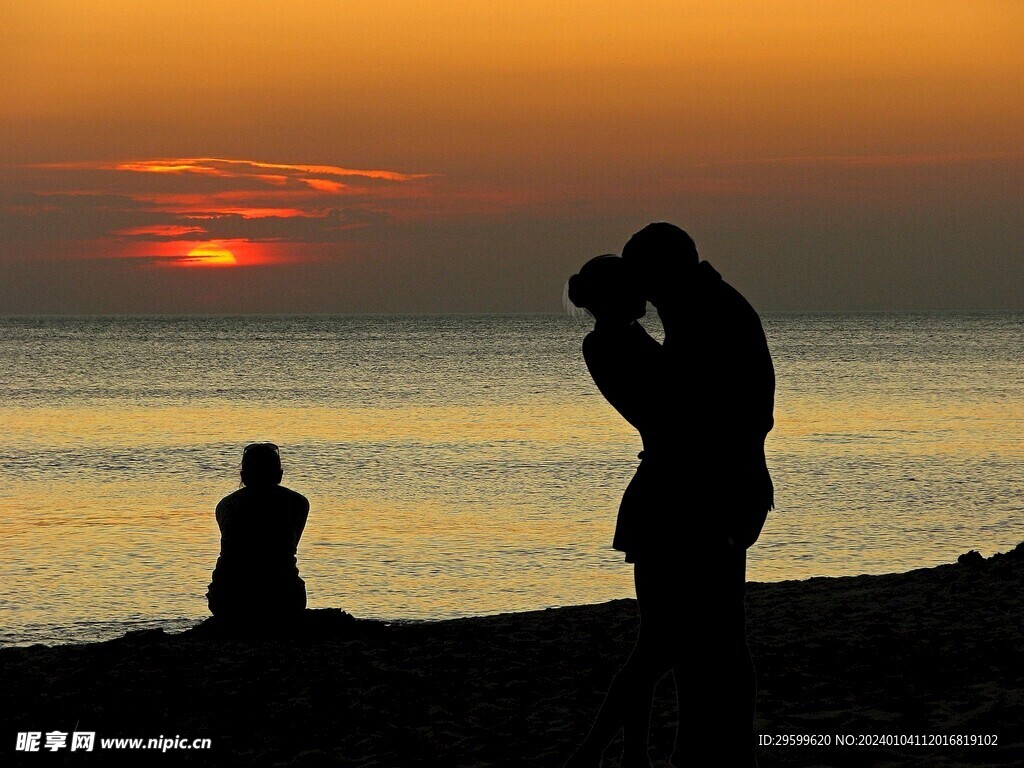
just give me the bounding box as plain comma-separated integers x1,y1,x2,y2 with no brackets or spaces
2,1,1022,313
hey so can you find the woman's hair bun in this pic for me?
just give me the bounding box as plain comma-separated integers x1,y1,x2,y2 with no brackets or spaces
566,271,591,309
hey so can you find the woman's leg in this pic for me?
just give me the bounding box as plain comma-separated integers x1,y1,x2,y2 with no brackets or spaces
564,563,672,768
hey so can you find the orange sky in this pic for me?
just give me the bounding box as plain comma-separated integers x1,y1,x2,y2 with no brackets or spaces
1,1,1022,311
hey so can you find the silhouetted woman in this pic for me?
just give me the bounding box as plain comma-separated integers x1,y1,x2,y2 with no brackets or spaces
206,443,309,624
563,255,679,768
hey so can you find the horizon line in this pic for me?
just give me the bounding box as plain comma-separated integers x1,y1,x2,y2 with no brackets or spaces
1,308,1021,320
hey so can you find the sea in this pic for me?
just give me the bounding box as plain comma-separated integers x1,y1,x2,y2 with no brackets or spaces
2,313,1022,647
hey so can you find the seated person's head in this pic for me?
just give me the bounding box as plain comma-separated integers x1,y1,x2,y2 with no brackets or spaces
621,223,698,305
240,443,283,487
567,254,646,325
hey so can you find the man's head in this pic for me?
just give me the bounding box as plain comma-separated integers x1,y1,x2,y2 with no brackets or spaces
621,223,698,305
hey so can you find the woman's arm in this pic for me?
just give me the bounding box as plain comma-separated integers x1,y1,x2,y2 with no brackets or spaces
582,329,669,434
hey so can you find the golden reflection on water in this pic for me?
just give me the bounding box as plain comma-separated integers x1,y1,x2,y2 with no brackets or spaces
3,399,639,635
777,395,1023,455
4,360,1023,642
5,402,615,445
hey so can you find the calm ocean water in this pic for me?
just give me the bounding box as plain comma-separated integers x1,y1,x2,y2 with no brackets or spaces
2,313,1022,647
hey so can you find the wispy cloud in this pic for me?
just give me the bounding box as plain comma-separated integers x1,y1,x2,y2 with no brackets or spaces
4,157,436,265
695,151,1024,169
30,157,431,183
117,224,207,238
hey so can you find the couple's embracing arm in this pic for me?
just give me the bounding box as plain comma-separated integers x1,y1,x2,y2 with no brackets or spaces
581,328,672,438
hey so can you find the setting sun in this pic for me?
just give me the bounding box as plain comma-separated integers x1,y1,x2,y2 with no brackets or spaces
183,243,237,267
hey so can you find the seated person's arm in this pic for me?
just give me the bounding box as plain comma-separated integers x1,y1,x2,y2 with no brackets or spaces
293,495,311,545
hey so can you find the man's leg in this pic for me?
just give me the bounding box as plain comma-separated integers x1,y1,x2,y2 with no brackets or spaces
672,544,756,767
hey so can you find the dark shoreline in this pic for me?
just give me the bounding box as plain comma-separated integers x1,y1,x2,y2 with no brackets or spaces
3,546,1023,767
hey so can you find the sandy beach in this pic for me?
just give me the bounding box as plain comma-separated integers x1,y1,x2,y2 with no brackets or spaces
3,544,1023,767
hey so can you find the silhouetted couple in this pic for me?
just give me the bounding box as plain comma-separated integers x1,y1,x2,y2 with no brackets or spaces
565,224,775,768
206,443,309,627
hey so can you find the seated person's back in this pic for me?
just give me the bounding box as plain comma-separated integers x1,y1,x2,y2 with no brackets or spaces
206,443,309,621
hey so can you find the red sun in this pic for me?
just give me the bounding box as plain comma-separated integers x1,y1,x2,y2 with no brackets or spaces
183,243,237,267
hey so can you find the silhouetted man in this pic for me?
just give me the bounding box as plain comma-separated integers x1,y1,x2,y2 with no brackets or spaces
622,223,774,767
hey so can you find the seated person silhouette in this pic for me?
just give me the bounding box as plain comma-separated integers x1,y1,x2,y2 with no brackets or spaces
206,443,309,625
